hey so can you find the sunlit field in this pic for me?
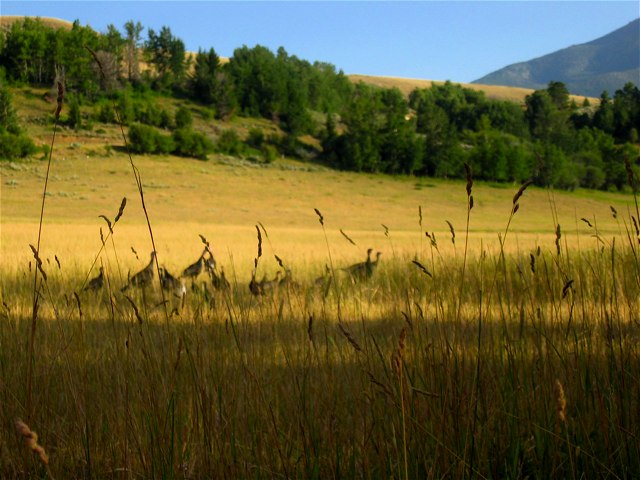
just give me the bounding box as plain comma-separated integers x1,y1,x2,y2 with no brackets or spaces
1,118,639,478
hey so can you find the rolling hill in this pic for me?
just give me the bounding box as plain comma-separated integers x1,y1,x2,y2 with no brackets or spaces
472,18,640,98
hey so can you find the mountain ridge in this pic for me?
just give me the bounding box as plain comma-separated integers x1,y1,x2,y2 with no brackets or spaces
472,19,639,97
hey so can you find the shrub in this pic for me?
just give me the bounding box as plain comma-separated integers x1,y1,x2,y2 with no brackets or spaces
0,130,37,159
128,123,161,154
67,94,82,129
135,99,163,127
262,144,278,164
172,128,212,159
216,129,244,156
175,106,193,129
94,99,116,124
159,109,174,129
247,128,265,148
116,91,135,125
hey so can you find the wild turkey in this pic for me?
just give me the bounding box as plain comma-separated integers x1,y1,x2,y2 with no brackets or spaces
203,251,229,291
366,251,382,278
181,250,206,280
159,266,186,296
343,248,373,281
249,269,263,296
204,251,217,274
314,264,333,289
210,265,231,291
261,271,282,293
121,251,156,291
278,268,298,289
83,266,104,292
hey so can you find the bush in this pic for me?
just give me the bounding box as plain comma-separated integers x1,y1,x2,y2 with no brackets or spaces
156,132,175,154
128,123,162,154
135,99,163,127
67,94,82,129
175,106,193,129
0,130,37,159
94,99,116,124
262,144,278,164
216,129,244,156
247,128,265,148
172,128,212,159
117,91,135,125
159,109,174,129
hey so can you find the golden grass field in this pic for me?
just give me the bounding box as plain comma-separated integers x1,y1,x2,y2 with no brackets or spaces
1,136,635,283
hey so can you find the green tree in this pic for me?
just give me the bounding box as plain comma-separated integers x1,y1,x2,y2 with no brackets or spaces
0,82,37,159
0,18,48,84
547,81,570,110
593,91,615,134
144,26,186,91
190,48,220,105
612,82,640,142
124,20,144,82
525,89,572,148
378,88,422,174
66,93,82,129
0,83,20,134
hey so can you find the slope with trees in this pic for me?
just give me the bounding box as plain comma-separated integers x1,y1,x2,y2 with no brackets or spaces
0,16,638,192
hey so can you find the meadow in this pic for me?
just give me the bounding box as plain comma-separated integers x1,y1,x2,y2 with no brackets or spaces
1,95,639,479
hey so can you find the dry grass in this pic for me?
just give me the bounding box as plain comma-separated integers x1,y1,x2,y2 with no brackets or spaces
0,15,73,32
1,62,638,479
348,73,599,104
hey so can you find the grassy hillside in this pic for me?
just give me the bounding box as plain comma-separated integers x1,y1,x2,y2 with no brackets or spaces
348,74,598,104
0,15,73,32
1,87,633,279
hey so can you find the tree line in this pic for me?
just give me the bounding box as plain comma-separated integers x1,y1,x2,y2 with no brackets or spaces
0,17,638,190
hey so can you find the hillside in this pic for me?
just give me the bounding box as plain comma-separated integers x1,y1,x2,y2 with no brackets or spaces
2,89,634,271
0,15,73,32
347,74,596,104
1,15,594,105
473,18,640,97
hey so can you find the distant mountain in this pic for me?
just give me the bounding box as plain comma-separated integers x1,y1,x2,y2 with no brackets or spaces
472,19,639,98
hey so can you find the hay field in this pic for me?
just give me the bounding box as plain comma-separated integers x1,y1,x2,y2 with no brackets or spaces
1,144,634,280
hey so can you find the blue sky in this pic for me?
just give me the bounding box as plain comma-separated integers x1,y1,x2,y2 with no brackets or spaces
2,1,638,83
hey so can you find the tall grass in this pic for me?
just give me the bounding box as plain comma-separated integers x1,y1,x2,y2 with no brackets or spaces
1,60,639,478
2,185,639,478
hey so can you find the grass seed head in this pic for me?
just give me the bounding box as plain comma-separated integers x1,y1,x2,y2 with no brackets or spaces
340,229,356,246
446,220,455,244
114,197,127,223
512,179,533,205
464,163,473,197
338,323,362,352
15,419,49,465
554,379,567,425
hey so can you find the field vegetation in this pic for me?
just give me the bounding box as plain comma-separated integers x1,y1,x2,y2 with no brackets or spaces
1,14,639,480
2,110,640,477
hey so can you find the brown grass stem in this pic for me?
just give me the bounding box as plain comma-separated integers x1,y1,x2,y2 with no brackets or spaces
26,80,63,421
